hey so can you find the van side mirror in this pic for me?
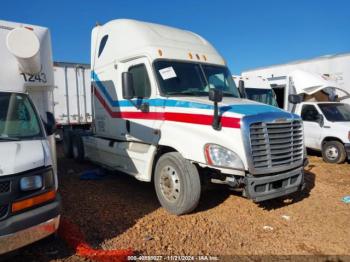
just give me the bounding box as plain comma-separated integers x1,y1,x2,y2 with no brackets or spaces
122,72,135,100
316,114,324,127
209,88,223,102
288,94,301,104
44,112,56,136
238,80,246,98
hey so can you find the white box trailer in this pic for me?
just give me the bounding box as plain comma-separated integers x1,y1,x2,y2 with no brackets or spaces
242,53,350,104
53,62,92,140
66,19,307,215
0,20,60,254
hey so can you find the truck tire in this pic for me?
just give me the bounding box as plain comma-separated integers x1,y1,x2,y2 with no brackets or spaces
72,134,85,162
154,152,201,215
63,129,73,158
322,141,346,164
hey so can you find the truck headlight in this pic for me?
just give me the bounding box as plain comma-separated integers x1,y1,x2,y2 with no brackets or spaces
20,175,43,191
204,144,244,170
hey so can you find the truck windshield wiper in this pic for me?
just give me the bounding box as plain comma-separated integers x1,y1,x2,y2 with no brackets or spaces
0,136,20,141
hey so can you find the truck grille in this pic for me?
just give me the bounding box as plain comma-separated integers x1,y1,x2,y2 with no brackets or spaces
0,204,9,220
250,120,303,171
0,181,10,194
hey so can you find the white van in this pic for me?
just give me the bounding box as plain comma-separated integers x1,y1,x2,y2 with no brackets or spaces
0,20,60,254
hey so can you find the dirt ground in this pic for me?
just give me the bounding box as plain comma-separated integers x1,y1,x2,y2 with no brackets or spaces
6,145,350,261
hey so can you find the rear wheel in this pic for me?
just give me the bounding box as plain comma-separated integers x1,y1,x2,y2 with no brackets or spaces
72,134,85,162
154,152,201,215
322,141,346,164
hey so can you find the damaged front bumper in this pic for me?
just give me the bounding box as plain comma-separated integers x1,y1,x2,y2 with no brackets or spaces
243,166,305,202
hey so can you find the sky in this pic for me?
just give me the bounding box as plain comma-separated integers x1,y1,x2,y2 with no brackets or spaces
1,0,350,74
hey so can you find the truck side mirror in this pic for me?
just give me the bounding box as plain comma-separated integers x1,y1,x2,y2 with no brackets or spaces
44,112,56,136
316,114,324,127
209,88,223,102
238,80,246,98
288,94,301,104
122,72,135,100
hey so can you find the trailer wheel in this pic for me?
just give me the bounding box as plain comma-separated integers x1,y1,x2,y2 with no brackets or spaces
63,129,73,158
72,134,85,162
322,141,346,164
154,152,201,215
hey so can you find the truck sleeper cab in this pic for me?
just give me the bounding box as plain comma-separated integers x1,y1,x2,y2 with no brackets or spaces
66,19,306,215
0,20,60,254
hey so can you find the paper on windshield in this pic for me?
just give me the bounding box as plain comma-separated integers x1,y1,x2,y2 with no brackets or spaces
159,67,177,80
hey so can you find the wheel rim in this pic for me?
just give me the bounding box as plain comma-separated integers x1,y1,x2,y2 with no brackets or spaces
159,165,181,203
325,145,339,161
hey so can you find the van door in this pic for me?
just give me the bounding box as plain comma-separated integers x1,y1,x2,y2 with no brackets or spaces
123,58,161,144
300,104,322,150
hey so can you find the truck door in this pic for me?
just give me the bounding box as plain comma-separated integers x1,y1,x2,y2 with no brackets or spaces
123,58,160,144
300,104,322,150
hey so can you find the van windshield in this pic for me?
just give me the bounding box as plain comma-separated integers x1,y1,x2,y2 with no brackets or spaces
245,88,279,107
0,92,43,141
318,103,350,122
154,60,240,97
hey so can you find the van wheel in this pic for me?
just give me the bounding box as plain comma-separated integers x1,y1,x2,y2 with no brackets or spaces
322,141,346,164
72,134,85,162
154,152,201,215
63,129,73,158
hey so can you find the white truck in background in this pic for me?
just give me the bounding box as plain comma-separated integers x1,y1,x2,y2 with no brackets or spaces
53,62,91,146
242,52,350,104
65,19,307,215
240,69,350,164
233,75,278,107
0,20,60,254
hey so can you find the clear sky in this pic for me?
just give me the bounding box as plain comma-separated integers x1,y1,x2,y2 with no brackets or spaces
2,0,349,74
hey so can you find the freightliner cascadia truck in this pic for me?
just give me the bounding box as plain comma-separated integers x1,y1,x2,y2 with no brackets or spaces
64,19,307,215
0,20,60,254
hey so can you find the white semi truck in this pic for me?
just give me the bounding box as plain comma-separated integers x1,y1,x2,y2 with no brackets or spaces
0,20,60,254
53,62,92,143
65,19,307,215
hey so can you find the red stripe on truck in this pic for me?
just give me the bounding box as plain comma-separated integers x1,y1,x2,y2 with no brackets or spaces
94,87,241,129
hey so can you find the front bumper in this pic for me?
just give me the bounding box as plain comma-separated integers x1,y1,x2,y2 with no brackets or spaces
243,167,304,202
344,143,350,160
0,196,60,255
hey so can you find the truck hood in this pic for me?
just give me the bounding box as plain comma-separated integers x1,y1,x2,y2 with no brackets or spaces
290,69,338,95
169,96,285,116
0,140,48,176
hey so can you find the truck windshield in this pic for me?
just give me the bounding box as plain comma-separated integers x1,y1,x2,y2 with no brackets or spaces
154,60,240,97
0,92,43,140
245,88,279,107
318,103,350,122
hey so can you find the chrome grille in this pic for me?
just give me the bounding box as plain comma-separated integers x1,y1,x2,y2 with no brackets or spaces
250,120,303,170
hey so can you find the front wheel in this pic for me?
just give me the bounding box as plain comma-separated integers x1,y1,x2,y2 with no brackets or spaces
154,152,201,215
322,141,346,164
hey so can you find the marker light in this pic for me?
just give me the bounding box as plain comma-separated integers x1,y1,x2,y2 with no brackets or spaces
202,55,207,61
20,175,43,191
12,190,56,213
188,53,193,59
196,54,200,60
158,49,163,56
